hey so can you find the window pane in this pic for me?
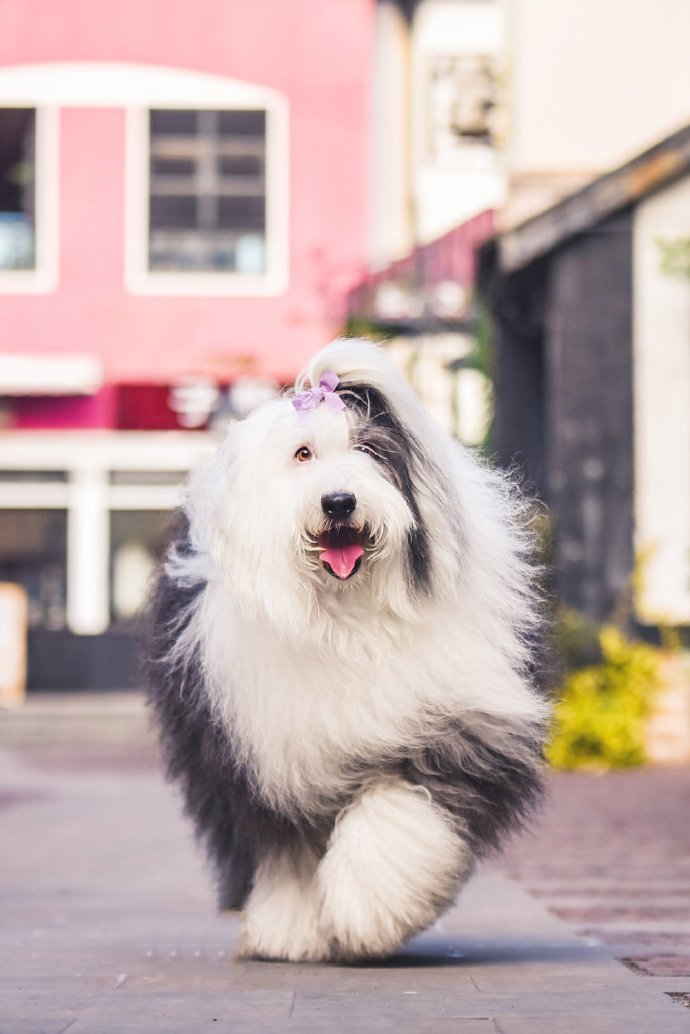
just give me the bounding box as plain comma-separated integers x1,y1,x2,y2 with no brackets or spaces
151,157,196,177
109,510,172,624
0,470,67,483
0,509,67,629
218,196,265,231
0,108,36,271
150,194,198,230
148,107,267,274
217,110,265,136
218,155,263,177
150,109,198,135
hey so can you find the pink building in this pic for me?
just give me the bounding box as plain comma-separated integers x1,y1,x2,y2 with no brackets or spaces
0,0,374,687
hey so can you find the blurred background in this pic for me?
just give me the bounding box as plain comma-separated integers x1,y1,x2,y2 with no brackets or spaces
0,0,688,769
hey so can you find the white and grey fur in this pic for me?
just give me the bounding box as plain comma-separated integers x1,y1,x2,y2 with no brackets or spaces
146,338,549,963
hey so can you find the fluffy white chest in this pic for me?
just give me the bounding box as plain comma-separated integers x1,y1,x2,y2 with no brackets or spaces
196,578,541,816
203,599,437,812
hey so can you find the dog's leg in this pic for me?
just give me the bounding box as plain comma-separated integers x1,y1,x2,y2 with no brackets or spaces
238,843,331,962
317,777,473,961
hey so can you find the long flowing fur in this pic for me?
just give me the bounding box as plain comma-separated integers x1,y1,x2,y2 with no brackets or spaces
146,338,549,962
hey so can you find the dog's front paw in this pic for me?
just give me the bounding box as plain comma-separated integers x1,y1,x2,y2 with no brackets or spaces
238,848,332,963
238,918,331,963
317,779,472,961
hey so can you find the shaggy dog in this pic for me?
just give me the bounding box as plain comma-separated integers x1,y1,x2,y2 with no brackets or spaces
147,338,548,963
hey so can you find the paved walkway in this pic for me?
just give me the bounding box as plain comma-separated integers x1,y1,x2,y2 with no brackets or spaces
502,767,690,1004
1,699,689,1032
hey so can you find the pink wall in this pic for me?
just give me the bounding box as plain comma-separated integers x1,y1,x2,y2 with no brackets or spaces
0,0,374,390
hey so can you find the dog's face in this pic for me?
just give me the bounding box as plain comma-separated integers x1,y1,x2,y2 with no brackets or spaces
196,379,437,625
287,383,433,590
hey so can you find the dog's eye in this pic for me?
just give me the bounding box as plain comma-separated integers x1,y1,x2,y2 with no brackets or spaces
355,444,375,458
294,446,313,463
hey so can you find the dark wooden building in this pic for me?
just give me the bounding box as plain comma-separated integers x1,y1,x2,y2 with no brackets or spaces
479,125,690,628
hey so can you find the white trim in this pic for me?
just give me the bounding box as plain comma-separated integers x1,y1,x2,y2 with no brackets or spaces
0,429,215,470
108,485,185,509
0,484,185,511
0,105,59,294
0,61,287,109
0,353,102,395
0,484,70,508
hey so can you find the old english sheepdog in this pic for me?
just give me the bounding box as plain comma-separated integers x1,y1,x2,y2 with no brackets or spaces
147,338,548,963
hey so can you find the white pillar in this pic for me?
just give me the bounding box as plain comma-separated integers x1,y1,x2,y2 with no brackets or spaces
633,178,690,624
67,467,110,635
370,0,414,266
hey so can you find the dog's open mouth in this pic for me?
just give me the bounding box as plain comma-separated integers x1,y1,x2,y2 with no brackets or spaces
317,526,365,580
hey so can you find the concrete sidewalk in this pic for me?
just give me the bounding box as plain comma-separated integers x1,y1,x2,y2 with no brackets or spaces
0,692,151,749
0,734,688,1032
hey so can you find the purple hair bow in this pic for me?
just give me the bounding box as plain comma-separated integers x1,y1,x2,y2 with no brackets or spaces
291,370,345,424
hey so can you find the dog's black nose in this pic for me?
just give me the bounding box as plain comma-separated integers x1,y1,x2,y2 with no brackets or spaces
321,492,357,521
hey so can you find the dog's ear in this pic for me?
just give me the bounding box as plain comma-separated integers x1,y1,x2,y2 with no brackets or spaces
337,381,434,597
301,339,467,601
187,415,318,633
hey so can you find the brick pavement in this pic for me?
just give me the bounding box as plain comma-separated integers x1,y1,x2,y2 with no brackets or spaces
0,711,689,1032
502,767,690,1009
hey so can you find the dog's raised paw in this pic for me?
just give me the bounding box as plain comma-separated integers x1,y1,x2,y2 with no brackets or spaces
317,778,473,961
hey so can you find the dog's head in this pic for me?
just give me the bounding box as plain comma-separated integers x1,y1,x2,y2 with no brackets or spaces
186,339,462,629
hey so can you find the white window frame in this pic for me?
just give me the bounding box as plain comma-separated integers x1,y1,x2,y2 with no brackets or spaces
124,78,288,297
126,100,288,296
0,103,59,294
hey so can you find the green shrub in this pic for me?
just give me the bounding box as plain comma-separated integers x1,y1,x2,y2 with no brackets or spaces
547,627,661,771
550,607,602,673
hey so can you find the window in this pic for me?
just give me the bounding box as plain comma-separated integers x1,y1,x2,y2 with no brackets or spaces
109,509,172,624
426,54,501,171
0,101,57,293
0,108,36,271
124,74,288,296
0,509,67,630
148,108,267,275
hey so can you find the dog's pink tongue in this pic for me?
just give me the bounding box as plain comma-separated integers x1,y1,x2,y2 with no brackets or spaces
320,541,364,579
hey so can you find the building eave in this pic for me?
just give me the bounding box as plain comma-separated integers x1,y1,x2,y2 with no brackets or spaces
497,122,690,275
